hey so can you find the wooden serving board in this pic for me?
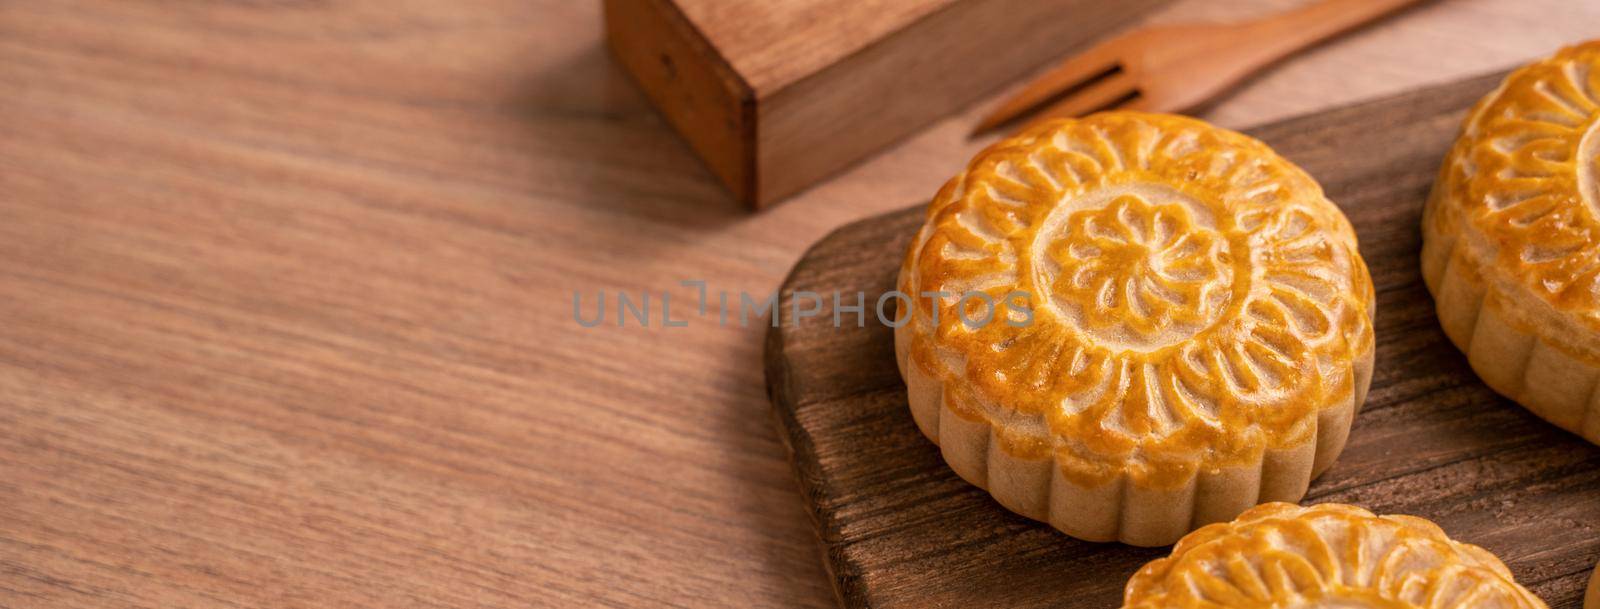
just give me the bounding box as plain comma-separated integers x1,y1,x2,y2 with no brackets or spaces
764,71,1600,609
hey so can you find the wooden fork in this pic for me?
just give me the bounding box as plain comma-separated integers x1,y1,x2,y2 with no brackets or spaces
973,0,1428,135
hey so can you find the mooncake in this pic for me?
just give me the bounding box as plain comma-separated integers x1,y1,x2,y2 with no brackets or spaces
1422,41,1600,444
1122,503,1547,608
896,112,1375,546
1587,562,1599,609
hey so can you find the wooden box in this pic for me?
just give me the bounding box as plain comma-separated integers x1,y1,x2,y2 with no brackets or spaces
604,0,1171,208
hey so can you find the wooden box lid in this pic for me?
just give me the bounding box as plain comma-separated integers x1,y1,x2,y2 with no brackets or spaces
605,0,1171,208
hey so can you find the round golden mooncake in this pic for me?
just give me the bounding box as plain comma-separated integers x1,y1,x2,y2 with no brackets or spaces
1122,503,1549,609
1423,41,1600,444
1588,563,1600,609
895,112,1375,546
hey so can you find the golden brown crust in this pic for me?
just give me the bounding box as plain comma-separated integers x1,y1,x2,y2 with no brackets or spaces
1424,41,1600,443
896,112,1374,544
1121,503,1548,609
1429,41,1600,342
1586,562,1600,609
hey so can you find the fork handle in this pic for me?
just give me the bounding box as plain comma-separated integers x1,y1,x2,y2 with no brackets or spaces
1248,0,1426,59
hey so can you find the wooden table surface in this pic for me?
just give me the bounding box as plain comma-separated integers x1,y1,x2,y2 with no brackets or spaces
2,1,1597,607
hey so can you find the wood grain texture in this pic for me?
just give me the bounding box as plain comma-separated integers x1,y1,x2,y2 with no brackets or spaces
766,73,1600,608
671,0,955,94
607,0,1169,205
606,0,755,200
1,0,1599,608
751,0,1170,204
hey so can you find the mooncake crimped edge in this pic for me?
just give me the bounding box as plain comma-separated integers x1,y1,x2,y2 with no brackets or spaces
1422,185,1600,446
893,321,1372,547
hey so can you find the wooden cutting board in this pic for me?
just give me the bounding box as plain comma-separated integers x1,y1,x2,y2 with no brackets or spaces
764,71,1600,609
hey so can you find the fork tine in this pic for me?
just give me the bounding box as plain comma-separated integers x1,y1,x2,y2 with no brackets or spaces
1115,93,1153,113
1016,71,1138,133
972,41,1124,135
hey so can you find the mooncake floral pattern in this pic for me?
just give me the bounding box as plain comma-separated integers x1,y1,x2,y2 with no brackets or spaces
1123,503,1549,609
1441,41,1600,323
901,112,1374,485
1047,194,1232,347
